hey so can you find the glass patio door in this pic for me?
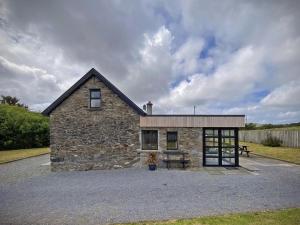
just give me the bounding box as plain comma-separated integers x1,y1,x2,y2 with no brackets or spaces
203,128,239,166
203,129,219,166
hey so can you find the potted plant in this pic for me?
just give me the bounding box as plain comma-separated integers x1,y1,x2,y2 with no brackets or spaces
146,152,158,171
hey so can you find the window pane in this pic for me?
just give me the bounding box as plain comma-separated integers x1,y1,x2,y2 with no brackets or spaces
221,138,235,147
205,137,218,146
91,90,100,98
167,132,177,149
91,99,101,108
222,148,235,157
205,129,218,137
167,132,177,141
205,147,219,157
206,158,219,166
221,129,235,137
142,130,158,150
222,158,235,166
167,141,177,149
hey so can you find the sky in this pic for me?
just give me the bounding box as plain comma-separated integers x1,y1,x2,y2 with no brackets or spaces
0,0,300,124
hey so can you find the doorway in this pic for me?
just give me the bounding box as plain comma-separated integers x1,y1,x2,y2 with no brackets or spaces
203,128,239,167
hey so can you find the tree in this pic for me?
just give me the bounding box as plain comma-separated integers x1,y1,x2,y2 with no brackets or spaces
1,95,28,109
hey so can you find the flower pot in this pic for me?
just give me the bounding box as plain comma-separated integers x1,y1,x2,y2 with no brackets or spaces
148,164,157,171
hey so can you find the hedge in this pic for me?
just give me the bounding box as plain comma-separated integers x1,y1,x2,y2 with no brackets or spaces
0,104,49,150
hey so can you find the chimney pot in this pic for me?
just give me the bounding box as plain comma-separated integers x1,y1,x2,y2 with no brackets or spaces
146,101,153,115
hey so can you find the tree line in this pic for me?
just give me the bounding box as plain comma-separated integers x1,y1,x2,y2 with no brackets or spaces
243,122,300,130
0,96,49,150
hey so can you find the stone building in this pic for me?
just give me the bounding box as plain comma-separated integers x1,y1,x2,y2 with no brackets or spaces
43,68,245,171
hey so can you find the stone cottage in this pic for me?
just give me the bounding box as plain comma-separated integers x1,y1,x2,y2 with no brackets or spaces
43,68,245,171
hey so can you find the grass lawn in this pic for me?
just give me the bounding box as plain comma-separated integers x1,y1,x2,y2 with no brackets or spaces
240,141,300,164
121,208,300,225
0,147,50,164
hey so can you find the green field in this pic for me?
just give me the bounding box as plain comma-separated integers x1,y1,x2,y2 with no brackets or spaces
0,147,50,164
262,126,300,131
120,208,300,225
240,142,300,164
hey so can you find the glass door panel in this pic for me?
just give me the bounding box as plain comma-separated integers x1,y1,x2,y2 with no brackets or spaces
221,138,235,147
206,147,219,157
205,137,219,146
206,158,219,166
221,148,235,157
221,129,235,137
221,158,235,166
203,128,238,166
204,129,220,166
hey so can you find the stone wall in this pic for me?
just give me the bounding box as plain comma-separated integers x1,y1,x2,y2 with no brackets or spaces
138,127,203,168
50,75,140,171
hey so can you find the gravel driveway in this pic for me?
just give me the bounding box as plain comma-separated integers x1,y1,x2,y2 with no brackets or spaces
0,154,299,225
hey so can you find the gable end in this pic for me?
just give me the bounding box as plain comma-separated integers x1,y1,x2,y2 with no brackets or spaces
42,68,146,116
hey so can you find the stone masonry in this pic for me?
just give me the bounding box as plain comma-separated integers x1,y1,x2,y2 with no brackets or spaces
138,128,203,168
50,76,140,171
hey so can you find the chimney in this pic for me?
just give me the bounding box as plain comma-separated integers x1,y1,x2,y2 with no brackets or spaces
146,101,153,115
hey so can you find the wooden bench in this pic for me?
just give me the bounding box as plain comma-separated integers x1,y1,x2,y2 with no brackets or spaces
239,145,251,157
162,150,190,169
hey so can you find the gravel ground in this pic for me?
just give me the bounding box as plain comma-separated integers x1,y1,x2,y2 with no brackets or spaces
0,154,50,185
0,155,299,225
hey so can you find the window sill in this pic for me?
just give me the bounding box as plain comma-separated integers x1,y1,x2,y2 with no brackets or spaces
137,149,159,153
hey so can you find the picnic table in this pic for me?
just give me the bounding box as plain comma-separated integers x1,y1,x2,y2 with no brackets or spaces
239,145,251,157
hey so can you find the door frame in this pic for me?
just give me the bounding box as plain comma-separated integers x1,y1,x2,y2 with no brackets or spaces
203,127,239,167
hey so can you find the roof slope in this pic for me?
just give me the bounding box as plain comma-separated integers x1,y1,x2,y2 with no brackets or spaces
42,68,146,116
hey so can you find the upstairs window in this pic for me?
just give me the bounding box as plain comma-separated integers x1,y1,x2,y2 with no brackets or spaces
142,130,158,150
90,89,101,108
167,132,178,150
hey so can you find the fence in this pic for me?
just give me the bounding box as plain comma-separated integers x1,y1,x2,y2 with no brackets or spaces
239,130,300,148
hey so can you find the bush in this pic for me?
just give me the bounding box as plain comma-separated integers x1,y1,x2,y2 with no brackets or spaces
0,104,49,150
261,135,282,147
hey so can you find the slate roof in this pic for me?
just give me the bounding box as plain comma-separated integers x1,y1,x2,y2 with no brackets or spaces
42,68,146,116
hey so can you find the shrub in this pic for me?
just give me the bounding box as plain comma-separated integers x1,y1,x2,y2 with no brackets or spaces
261,135,282,147
0,104,49,150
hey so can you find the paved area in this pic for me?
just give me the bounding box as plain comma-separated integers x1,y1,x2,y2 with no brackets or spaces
0,154,299,225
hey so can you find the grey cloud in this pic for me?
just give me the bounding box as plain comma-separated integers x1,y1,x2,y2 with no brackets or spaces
3,0,162,77
1,0,300,123
0,56,60,107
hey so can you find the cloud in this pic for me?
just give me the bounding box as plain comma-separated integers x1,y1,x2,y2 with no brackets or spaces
120,26,174,103
0,56,60,110
0,0,299,123
2,0,162,77
0,0,164,108
174,38,205,75
159,46,266,107
225,79,300,123
261,81,300,108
